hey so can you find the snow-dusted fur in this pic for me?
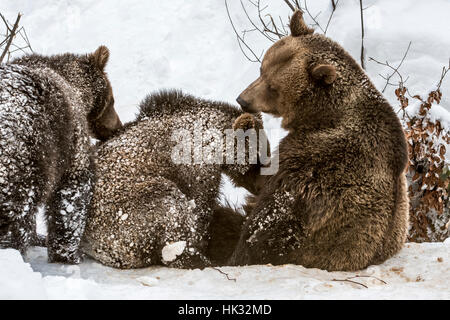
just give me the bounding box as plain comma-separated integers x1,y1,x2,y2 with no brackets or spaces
81,90,264,269
0,46,122,264
231,11,410,271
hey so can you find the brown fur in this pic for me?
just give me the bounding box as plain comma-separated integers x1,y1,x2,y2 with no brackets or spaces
0,46,122,263
81,90,265,269
231,11,409,271
207,206,244,266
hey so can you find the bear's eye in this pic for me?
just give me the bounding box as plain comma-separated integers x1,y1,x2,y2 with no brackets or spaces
266,83,279,99
267,84,277,93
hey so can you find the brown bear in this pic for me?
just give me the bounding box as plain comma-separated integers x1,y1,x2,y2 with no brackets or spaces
81,90,268,269
206,205,245,266
230,10,409,271
0,46,122,263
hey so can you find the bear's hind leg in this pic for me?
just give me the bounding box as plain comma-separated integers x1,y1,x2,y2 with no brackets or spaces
1,186,40,254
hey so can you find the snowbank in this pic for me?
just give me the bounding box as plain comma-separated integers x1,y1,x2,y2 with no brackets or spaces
0,241,448,299
0,249,46,299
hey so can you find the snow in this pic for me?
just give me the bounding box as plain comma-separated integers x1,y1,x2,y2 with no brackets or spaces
0,249,46,300
136,276,159,287
162,241,187,263
0,241,448,299
1,0,449,299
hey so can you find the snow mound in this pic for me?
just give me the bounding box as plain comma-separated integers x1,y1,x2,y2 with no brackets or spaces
0,249,47,299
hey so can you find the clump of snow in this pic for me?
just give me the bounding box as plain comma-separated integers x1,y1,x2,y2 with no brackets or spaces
162,241,187,263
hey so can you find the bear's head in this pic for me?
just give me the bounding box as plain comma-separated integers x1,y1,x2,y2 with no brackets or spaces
237,10,365,130
12,46,122,141
85,46,122,141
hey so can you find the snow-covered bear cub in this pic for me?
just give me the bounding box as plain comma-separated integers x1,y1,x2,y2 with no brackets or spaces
0,47,122,263
82,90,267,269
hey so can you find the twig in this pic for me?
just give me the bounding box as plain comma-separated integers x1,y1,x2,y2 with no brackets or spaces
18,27,33,53
241,0,278,42
331,0,337,10
225,0,262,63
226,0,339,63
359,0,365,69
212,267,237,282
368,41,412,93
304,0,325,33
283,0,296,12
436,59,450,91
324,0,339,34
0,13,21,63
332,278,368,289
302,0,339,35
349,275,387,285
0,13,12,32
255,1,285,40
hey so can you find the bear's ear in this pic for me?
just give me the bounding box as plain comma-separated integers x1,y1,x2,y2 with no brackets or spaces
90,45,110,71
290,10,314,37
310,64,337,85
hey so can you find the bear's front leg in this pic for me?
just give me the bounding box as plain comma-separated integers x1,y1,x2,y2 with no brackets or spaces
46,165,93,264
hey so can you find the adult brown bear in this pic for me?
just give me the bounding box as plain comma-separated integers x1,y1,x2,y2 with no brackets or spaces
231,10,409,271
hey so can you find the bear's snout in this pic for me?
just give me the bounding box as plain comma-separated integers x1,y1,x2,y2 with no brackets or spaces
236,96,251,112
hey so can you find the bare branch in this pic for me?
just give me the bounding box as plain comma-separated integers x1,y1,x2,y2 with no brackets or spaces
359,0,365,69
0,13,12,33
283,0,296,12
332,278,368,289
302,0,339,35
324,0,339,34
226,0,339,63
0,12,32,63
212,267,237,282
349,275,387,285
0,13,21,63
369,41,412,93
331,0,337,11
304,0,325,33
436,59,450,91
240,0,278,42
225,0,262,63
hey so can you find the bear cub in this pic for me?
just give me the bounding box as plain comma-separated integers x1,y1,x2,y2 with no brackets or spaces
81,90,268,269
0,46,122,263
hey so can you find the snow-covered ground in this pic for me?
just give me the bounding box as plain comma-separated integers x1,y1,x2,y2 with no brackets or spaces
1,240,449,299
1,0,449,299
